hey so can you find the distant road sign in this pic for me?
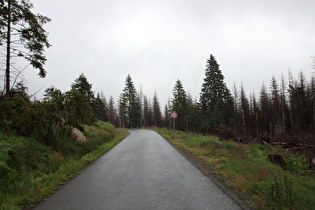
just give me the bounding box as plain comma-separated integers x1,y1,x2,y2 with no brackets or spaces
170,112,178,119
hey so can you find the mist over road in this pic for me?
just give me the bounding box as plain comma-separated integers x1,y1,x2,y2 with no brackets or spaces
35,130,242,210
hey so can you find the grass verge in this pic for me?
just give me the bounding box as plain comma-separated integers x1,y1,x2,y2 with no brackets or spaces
153,128,315,210
0,122,128,210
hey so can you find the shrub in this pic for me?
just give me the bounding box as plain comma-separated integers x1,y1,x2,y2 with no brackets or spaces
283,152,308,174
267,175,295,209
0,121,120,209
8,136,50,173
0,140,12,175
0,94,63,145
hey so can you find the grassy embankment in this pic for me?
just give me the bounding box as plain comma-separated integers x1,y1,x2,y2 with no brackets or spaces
0,121,128,210
154,128,315,210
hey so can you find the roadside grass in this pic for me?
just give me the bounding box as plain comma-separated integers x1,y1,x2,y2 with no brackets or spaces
0,122,128,209
154,128,315,210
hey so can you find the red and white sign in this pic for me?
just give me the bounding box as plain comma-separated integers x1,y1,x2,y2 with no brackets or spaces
170,112,178,119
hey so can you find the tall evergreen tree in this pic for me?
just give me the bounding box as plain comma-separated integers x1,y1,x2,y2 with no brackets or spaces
66,74,96,126
171,79,188,130
288,71,308,131
270,76,280,127
259,83,270,134
147,98,153,127
108,96,116,126
222,86,235,126
92,92,108,121
186,93,202,131
71,73,94,102
138,87,143,127
240,83,250,132
200,55,225,113
152,92,162,127
233,83,239,113
143,95,149,127
118,93,127,128
100,92,109,120
0,0,51,94
163,104,170,127
121,74,141,128
199,54,234,129
250,93,259,135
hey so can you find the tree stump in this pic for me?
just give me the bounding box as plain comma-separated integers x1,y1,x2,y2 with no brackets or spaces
268,154,286,170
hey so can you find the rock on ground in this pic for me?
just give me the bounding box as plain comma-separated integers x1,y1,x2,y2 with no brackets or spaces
72,128,87,142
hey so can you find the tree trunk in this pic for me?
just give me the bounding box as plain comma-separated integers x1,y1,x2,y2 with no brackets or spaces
5,0,11,94
255,112,259,135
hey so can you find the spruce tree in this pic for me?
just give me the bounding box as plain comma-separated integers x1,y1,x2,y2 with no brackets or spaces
92,93,108,122
147,98,153,127
171,79,188,130
143,95,149,127
152,92,162,127
250,93,260,135
0,0,51,93
270,76,280,127
259,83,270,133
199,54,234,129
200,55,224,114
118,93,127,128
66,74,96,126
108,96,116,126
240,83,250,132
121,74,141,128
71,73,94,102
163,104,170,127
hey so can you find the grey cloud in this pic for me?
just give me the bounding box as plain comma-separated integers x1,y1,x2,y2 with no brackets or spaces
25,0,315,106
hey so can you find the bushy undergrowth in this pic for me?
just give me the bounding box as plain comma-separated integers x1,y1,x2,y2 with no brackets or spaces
154,128,315,210
0,121,126,209
0,94,62,145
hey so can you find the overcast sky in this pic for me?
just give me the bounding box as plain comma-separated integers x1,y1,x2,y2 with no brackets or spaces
24,0,315,106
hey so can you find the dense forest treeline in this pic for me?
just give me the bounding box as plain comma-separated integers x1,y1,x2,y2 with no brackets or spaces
109,54,315,140
2,54,315,141
1,0,314,140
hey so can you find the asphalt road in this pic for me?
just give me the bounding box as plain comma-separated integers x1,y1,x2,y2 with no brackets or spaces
35,130,242,210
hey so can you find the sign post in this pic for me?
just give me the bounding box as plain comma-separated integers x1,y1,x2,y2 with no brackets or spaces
170,111,178,130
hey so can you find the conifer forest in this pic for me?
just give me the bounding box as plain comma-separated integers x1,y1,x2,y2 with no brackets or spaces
1,1,315,209
1,0,314,144
2,54,315,150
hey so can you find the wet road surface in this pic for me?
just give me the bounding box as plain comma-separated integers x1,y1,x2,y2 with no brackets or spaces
35,130,242,210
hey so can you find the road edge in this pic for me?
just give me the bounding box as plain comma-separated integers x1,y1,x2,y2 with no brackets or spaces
160,133,253,210
29,129,130,209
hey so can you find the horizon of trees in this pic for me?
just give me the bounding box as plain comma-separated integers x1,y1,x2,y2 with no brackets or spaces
107,54,315,137
1,1,315,140
2,55,315,138
108,55,315,137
